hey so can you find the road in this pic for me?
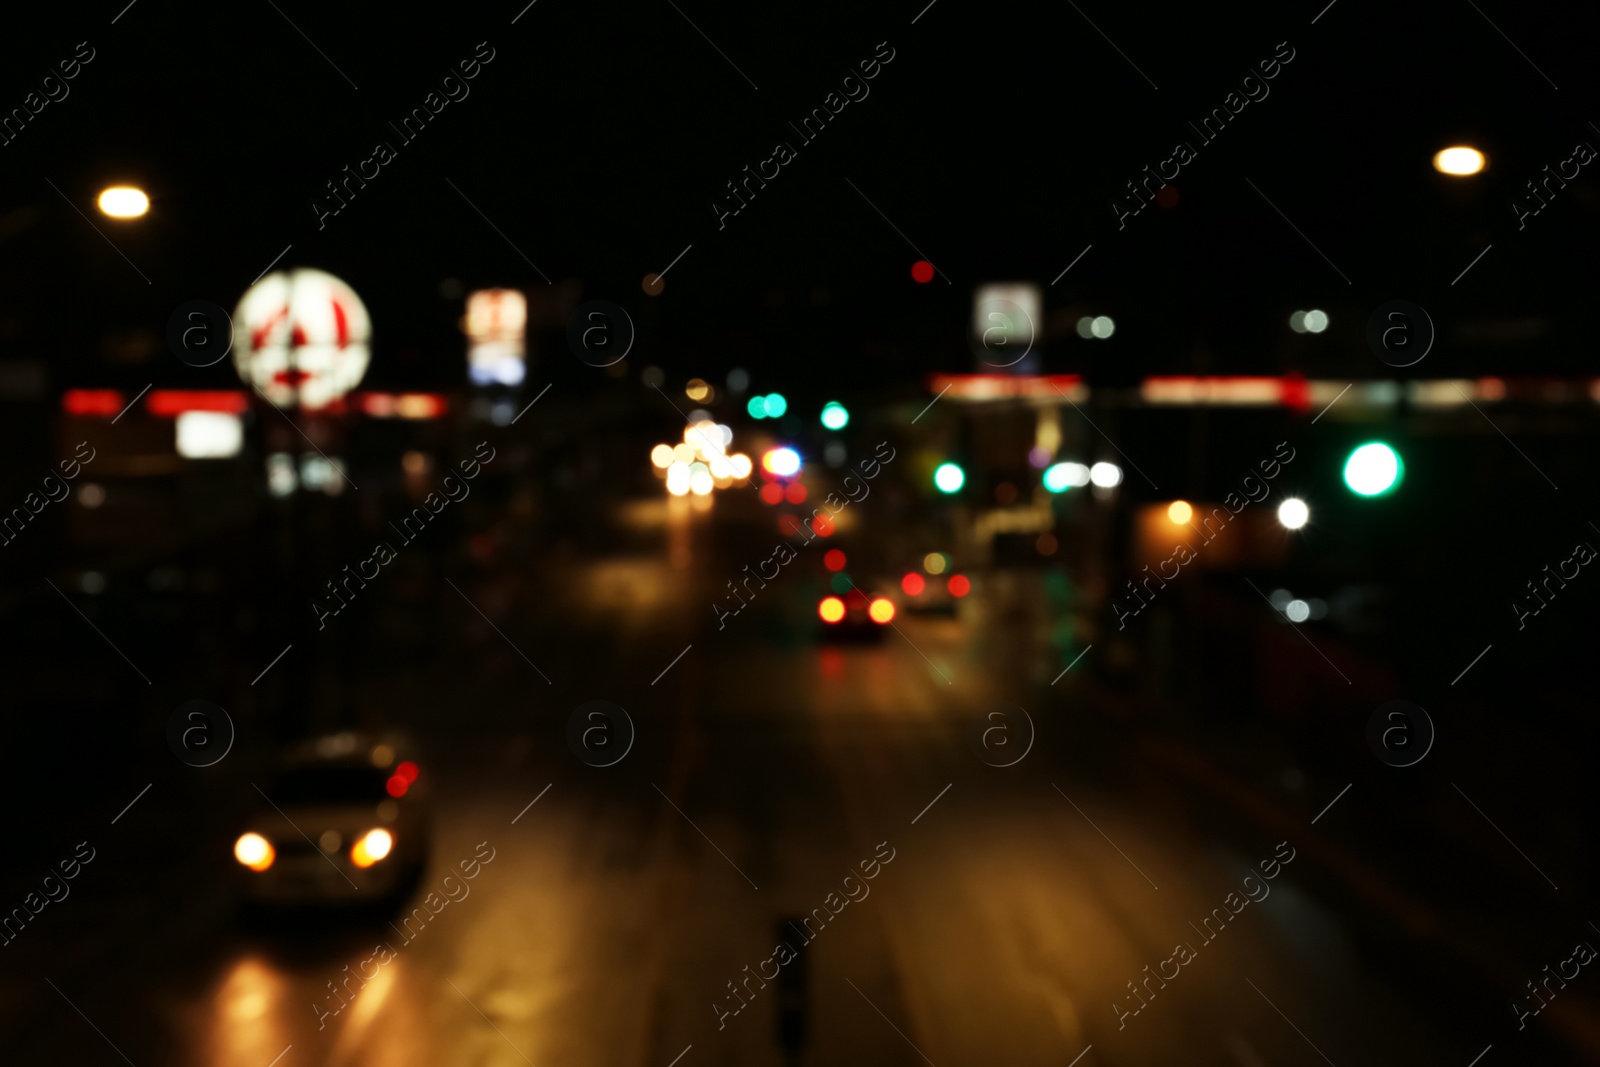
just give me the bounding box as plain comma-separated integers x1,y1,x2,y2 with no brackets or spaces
0,496,1559,1066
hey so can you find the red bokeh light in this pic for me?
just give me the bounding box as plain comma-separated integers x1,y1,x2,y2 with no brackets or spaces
846,588,870,609
62,389,124,417
813,514,835,537
760,482,785,505
784,482,807,504
947,574,971,597
779,515,803,537
824,549,847,571
911,260,935,284
396,761,419,784
901,573,925,596
146,390,250,416
385,775,409,798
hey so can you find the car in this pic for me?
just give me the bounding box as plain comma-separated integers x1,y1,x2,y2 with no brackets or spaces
899,555,970,616
817,587,896,641
233,731,430,908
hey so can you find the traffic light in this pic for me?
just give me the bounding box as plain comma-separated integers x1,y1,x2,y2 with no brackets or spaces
1343,442,1402,496
747,395,768,418
763,393,788,418
934,462,965,493
820,401,849,430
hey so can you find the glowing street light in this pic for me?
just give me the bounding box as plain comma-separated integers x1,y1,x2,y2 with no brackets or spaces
1167,500,1193,524
97,186,149,219
820,401,849,430
1278,497,1310,529
1433,146,1486,176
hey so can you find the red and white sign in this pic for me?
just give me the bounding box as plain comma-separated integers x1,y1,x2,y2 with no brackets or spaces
234,268,371,409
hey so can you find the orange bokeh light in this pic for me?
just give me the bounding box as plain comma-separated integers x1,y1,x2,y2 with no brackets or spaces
868,598,896,623
818,597,846,623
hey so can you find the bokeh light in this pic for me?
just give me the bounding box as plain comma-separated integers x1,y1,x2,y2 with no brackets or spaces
1343,442,1402,496
1434,146,1486,176
1089,462,1123,488
98,186,149,218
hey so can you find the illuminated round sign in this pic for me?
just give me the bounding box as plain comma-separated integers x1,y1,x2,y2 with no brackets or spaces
234,268,371,409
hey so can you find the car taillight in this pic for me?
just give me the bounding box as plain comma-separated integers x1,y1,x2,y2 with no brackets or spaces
819,597,846,623
868,598,895,624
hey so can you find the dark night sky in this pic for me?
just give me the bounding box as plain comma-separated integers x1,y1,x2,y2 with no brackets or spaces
2,0,1598,386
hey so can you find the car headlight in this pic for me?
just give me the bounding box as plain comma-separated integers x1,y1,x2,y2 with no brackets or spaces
350,828,393,868
234,832,275,872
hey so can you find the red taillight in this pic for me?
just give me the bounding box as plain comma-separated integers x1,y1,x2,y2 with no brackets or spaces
396,761,419,784
824,549,846,572
146,390,250,416
760,482,784,505
784,482,807,504
901,573,925,596
948,574,971,597
63,389,124,417
386,775,408,798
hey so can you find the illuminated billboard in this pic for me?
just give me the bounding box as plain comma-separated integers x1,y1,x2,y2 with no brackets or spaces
234,268,371,409
465,288,527,386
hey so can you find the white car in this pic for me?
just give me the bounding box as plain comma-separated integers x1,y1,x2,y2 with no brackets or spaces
233,732,430,907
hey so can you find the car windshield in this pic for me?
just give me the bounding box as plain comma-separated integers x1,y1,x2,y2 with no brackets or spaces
268,765,390,805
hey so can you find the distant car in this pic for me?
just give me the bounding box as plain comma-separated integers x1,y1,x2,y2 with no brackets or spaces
817,588,896,641
233,732,430,907
899,561,970,616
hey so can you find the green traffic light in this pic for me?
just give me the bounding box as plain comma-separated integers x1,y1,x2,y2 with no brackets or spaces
747,395,767,418
763,393,788,418
934,462,965,493
1343,442,1402,496
820,401,849,430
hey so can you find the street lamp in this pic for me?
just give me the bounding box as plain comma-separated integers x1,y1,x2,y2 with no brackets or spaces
97,186,149,218
1433,146,1486,176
